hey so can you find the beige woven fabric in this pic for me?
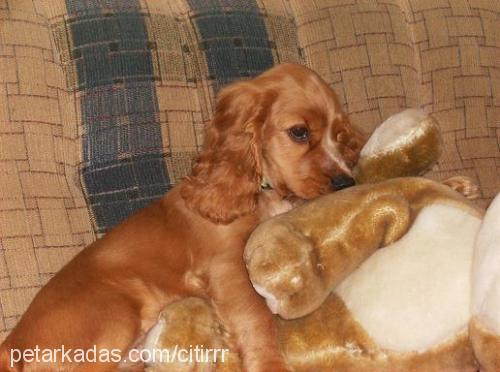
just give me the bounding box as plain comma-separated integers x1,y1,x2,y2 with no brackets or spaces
0,0,95,340
0,0,498,341
289,0,499,208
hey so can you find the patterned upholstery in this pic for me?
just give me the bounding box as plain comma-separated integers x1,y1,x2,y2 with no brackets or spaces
0,0,498,340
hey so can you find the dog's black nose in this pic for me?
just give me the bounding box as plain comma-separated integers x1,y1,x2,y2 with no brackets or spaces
331,175,355,191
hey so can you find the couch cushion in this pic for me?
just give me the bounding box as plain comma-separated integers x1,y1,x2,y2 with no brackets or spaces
42,0,303,233
288,0,499,208
0,0,498,341
0,0,95,341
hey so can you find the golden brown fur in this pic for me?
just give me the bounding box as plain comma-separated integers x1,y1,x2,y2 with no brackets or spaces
0,63,364,371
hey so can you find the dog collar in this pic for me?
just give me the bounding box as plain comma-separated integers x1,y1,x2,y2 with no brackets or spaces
261,177,273,190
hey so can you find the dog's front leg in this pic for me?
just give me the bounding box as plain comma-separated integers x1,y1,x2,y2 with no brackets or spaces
209,252,289,372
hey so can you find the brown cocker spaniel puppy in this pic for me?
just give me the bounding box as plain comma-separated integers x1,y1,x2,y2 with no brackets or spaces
0,63,365,372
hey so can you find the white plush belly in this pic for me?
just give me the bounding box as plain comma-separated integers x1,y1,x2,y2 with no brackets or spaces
335,203,482,352
472,194,500,334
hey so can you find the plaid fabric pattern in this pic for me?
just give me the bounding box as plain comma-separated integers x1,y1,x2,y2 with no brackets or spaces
67,0,170,233
48,0,301,233
188,0,275,91
0,0,498,340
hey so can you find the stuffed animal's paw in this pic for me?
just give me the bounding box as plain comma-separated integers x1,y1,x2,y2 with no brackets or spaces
245,222,329,319
442,176,480,199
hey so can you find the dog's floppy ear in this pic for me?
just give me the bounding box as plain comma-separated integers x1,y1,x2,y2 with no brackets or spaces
181,81,268,224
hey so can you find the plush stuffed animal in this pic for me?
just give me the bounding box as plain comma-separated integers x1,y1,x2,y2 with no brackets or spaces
353,108,441,183
245,177,485,371
470,194,500,371
143,109,498,371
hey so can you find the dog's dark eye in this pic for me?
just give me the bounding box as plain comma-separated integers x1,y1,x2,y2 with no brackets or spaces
288,125,309,143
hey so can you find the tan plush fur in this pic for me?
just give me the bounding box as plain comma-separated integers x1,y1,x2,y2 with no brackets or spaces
469,318,500,372
354,114,442,184
149,293,478,372
245,177,482,320
148,177,484,371
279,294,477,372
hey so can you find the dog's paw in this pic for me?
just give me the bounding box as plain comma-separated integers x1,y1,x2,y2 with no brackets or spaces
442,176,481,200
